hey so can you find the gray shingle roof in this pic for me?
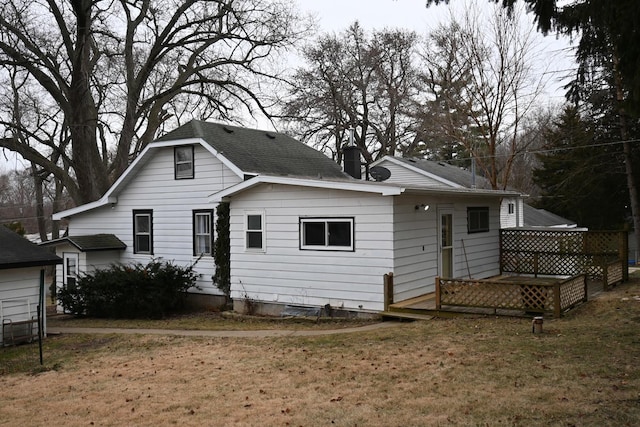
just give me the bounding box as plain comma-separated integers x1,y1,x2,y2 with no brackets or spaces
523,204,577,228
0,227,62,270
157,120,348,179
394,158,493,189
41,234,127,252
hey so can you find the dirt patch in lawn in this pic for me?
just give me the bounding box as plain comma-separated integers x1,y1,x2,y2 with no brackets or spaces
3,280,640,426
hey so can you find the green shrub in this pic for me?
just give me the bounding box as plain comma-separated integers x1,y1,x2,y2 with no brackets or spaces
58,259,200,319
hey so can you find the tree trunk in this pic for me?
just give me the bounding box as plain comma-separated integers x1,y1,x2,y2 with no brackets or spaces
69,0,109,204
613,53,640,259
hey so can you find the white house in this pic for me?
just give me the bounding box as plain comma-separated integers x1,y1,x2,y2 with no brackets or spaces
211,175,520,315
50,120,522,316
369,156,525,229
49,120,348,309
0,227,61,345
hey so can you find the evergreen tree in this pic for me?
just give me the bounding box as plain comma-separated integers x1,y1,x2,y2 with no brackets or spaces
533,105,629,229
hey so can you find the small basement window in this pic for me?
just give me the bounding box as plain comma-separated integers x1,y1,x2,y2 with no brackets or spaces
174,145,194,179
300,218,354,251
467,207,489,233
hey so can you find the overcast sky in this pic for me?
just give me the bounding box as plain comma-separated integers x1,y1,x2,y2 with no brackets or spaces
297,0,575,92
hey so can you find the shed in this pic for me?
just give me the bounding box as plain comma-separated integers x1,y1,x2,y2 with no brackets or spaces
0,227,61,345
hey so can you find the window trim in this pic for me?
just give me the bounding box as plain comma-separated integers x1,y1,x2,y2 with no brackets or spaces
508,202,515,215
193,209,214,256
133,209,153,254
245,211,265,251
299,217,355,252
174,145,194,179
467,207,490,234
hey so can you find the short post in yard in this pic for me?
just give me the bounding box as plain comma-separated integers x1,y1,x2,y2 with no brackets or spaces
532,316,544,334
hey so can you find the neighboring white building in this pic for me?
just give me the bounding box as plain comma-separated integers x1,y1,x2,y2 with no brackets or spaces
0,227,61,345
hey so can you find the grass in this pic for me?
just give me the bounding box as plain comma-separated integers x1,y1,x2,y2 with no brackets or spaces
46,310,378,331
2,278,640,426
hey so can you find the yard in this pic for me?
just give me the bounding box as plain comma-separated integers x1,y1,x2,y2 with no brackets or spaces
1,279,640,426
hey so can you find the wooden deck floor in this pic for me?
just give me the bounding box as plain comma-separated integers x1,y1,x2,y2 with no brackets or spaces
383,276,608,320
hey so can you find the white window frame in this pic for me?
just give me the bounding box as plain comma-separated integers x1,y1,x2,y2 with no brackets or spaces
174,145,194,179
193,210,214,256
508,202,515,215
300,217,355,251
245,211,265,251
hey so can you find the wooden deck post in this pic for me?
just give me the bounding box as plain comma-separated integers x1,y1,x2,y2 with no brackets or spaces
383,273,394,311
435,277,441,310
554,282,561,318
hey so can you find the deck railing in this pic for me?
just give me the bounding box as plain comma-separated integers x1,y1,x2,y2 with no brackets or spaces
435,274,587,317
500,229,628,285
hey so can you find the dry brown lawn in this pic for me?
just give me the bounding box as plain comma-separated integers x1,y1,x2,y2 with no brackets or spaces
2,279,640,426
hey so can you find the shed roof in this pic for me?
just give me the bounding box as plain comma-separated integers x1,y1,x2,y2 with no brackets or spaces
0,227,62,270
523,204,577,228
157,120,347,179
40,234,127,252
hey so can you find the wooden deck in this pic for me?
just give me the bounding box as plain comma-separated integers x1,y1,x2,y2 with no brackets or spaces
382,275,608,320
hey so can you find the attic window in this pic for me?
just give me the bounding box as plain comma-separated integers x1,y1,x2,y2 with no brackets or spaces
174,145,194,179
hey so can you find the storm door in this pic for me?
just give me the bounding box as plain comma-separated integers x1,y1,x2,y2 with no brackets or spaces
63,252,79,291
439,210,454,278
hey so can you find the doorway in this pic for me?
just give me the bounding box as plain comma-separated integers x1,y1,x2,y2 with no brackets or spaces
439,209,454,278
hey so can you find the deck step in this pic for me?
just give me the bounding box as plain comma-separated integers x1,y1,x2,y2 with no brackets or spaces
380,311,434,321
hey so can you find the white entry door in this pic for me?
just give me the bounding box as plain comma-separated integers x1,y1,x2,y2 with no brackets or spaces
439,209,454,278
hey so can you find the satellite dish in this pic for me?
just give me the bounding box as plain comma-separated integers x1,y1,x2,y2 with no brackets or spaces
369,166,391,182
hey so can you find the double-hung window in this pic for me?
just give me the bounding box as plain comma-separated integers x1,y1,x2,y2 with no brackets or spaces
300,217,354,251
245,212,264,250
193,210,214,256
133,210,153,254
467,207,490,233
174,146,194,179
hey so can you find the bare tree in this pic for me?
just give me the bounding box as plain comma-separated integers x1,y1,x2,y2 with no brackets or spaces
0,0,310,205
281,22,420,164
416,3,548,189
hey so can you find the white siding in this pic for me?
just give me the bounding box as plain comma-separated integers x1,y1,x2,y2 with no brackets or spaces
228,184,395,312
499,197,524,228
452,198,502,280
392,196,438,301
392,195,502,302
67,145,242,295
0,267,44,345
376,159,454,188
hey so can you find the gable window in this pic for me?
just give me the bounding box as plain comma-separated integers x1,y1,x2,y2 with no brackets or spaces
174,145,194,179
467,207,489,233
300,218,354,251
193,210,214,256
133,210,153,254
246,212,264,250
508,203,515,214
